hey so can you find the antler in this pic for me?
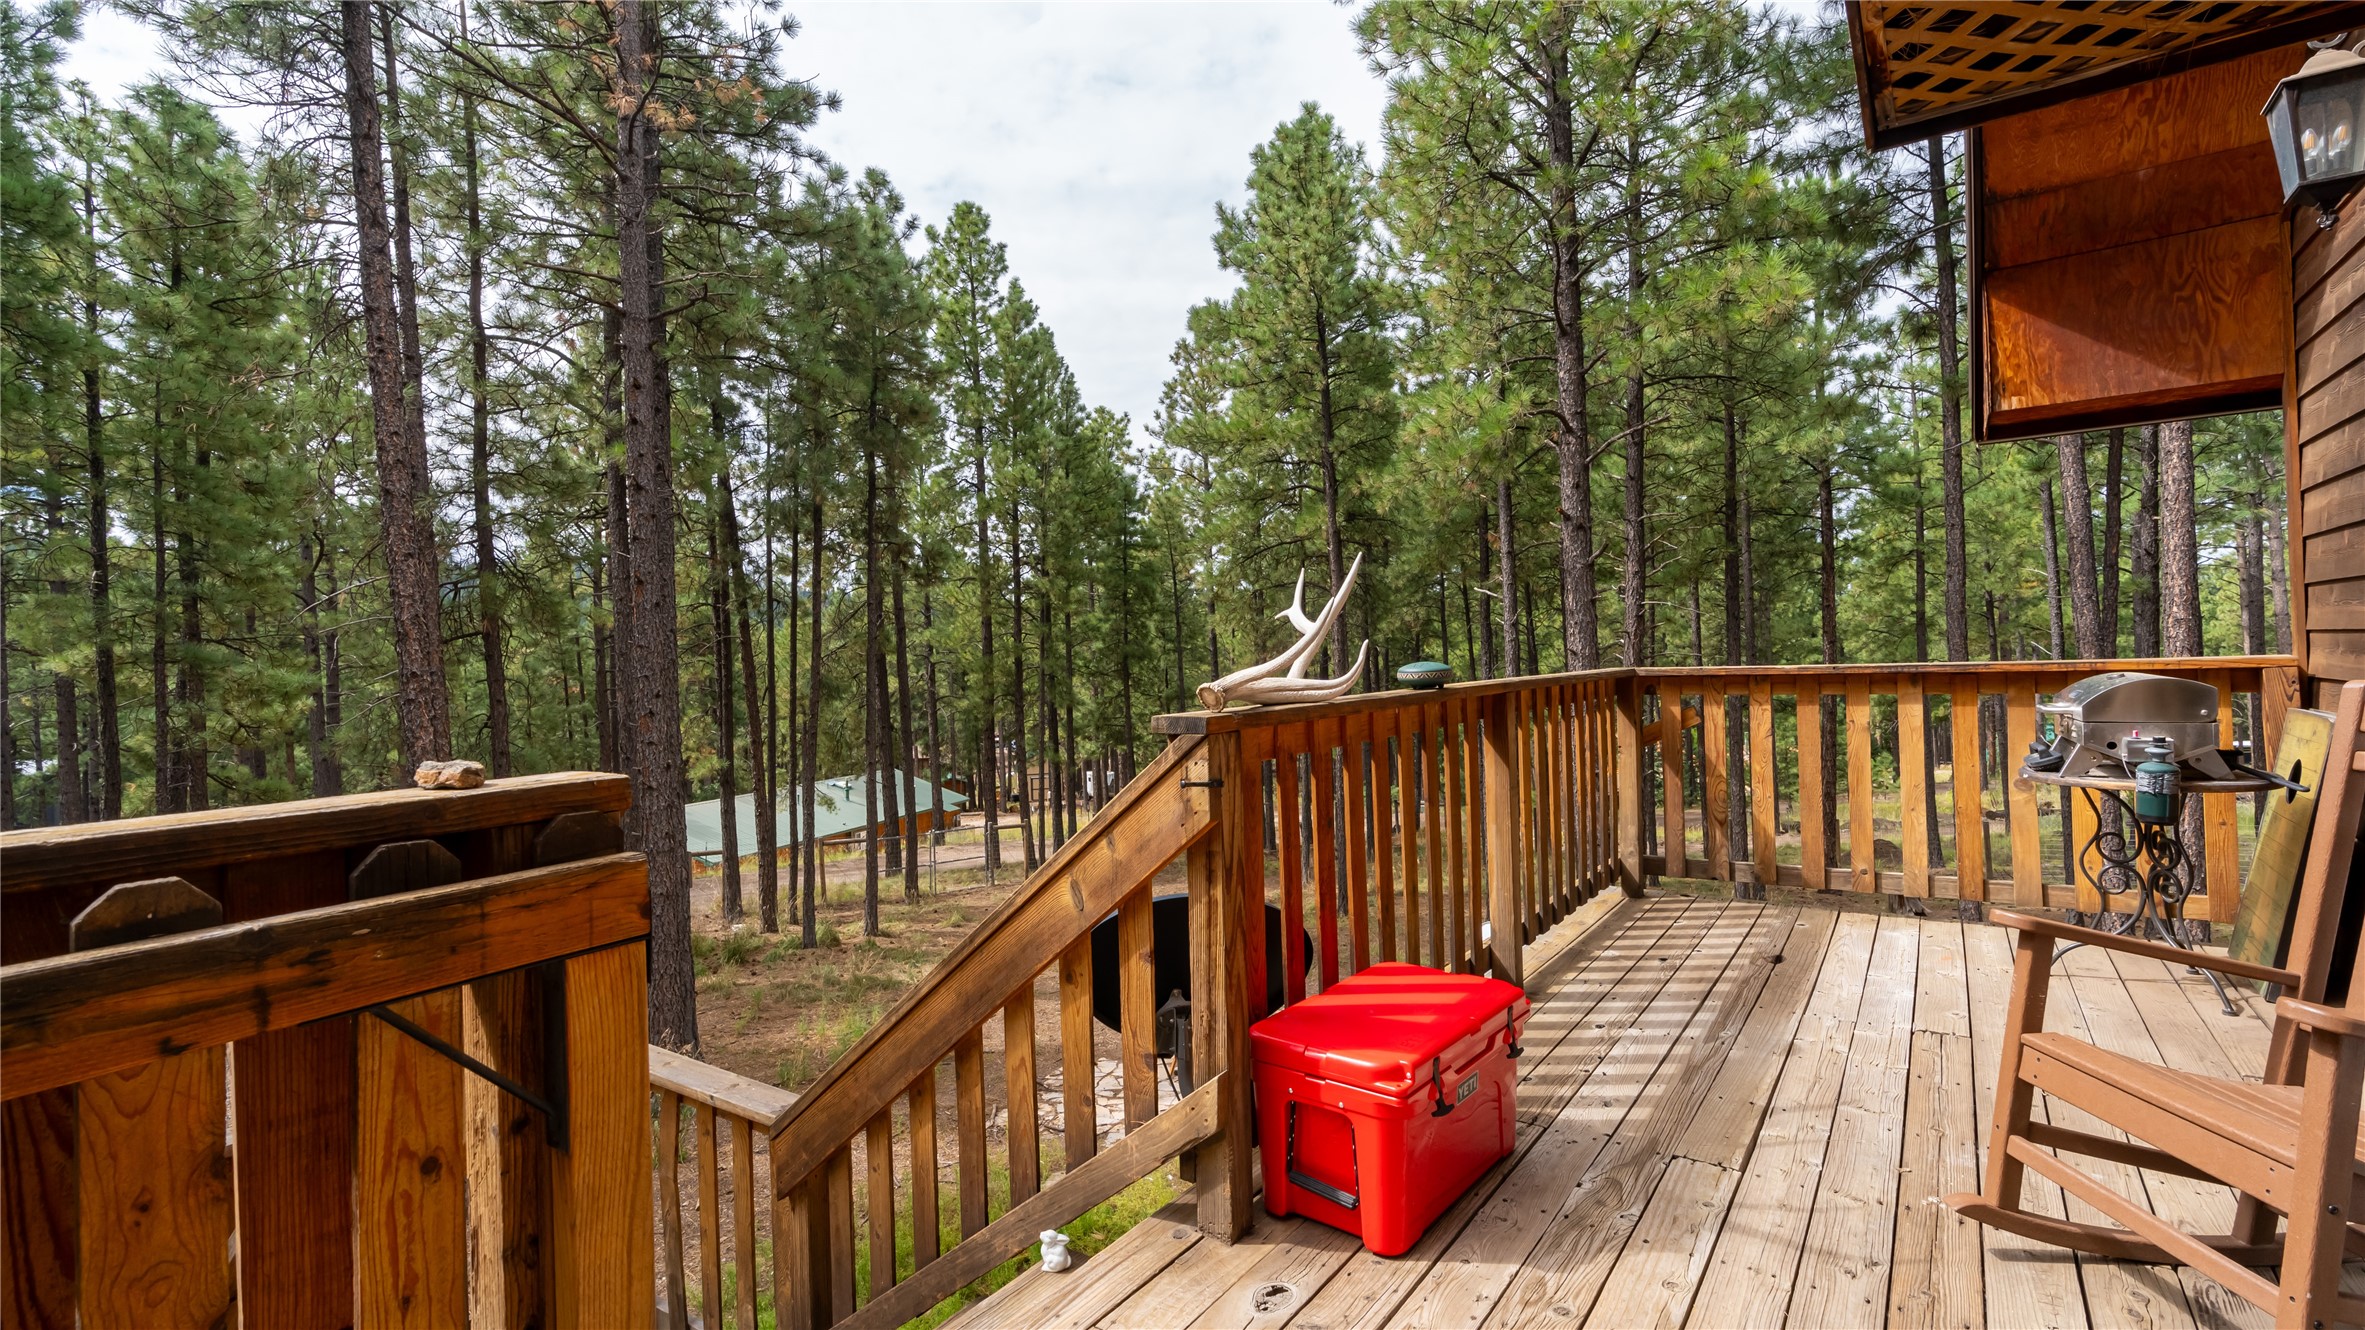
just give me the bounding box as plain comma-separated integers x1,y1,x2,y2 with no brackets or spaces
1196,553,1370,712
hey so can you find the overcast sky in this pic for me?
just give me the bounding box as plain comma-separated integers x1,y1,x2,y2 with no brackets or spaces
59,2,1391,441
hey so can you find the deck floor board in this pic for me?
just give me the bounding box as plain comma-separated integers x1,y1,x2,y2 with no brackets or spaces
963,899,2362,1330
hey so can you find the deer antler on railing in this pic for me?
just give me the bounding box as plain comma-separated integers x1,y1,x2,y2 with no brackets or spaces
1196,552,1370,712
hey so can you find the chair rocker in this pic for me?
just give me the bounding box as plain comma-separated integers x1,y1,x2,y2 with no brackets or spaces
1948,679,2365,1330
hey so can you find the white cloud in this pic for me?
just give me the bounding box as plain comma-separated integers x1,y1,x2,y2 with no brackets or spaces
784,2,1389,437
59,1,1392,438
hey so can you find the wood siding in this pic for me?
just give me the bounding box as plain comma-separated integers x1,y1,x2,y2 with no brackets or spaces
1969,47,2301,441
2292,197,2365,703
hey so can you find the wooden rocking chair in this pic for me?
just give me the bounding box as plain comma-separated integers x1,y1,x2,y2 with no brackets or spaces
1949,679,2365,1330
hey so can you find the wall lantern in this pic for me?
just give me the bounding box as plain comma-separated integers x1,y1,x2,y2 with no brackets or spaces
2264,36,2365,226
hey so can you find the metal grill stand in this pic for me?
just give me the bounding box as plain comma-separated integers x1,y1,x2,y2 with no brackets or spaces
2026,770,2273,1016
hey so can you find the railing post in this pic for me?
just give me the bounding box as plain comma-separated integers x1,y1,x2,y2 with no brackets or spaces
1615,673,1647,897
1189,730,1255,1242
1482,694,1523,987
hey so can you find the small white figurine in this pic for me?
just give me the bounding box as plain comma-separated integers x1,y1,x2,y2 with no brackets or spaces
1038,1229,1073,1273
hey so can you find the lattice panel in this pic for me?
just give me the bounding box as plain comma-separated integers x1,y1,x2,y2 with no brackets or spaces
1859,1,2354,131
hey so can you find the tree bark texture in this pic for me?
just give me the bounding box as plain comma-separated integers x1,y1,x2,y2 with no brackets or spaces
614,0,695,1050
341,0,449,771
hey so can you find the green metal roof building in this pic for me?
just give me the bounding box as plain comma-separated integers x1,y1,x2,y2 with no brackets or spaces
682,770,968,862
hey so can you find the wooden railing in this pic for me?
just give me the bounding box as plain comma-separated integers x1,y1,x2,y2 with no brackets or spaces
651,1045,799,1330
0,774,653,1330
1635,657,2298,918
3,656,2297,1327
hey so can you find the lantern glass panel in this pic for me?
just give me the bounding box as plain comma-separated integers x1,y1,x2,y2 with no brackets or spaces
2296,78,2362,180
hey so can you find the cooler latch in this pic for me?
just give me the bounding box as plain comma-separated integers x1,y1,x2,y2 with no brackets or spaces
1504,1008,1524,1060
1285,1102,1359,1211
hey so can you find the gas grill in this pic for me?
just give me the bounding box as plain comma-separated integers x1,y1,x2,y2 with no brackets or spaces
2030,671,2237,781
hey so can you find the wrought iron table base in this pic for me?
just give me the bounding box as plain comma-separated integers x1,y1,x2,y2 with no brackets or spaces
2052,786,2240,1017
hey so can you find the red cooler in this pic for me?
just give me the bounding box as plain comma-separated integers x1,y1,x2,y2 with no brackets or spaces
1249,962,1529,1256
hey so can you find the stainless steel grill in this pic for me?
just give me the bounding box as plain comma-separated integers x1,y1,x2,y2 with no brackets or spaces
2033,671,2235,780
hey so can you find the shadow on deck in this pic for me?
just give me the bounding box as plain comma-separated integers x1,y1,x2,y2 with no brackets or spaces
953,895,2361,1330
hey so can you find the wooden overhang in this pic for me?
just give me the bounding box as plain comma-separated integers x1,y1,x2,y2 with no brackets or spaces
1848,1,2365,151
1848,2,2365,443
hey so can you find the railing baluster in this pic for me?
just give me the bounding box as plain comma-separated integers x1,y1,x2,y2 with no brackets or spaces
1312,720,1342,989
1899,675,1932,898
865,1109,895,1300
1798,686,1828,890
954,1030,988,1239
1750,679,1777,892
1423,702,1447,968
1276,739,1307,1004
732,1116,758,1330
2204,667,2240,920
1344,714,1372,974
1437,700,1456,970
1004,985,1041,1205
1058,941,1095,1170
1703,682,1730,880
826,1144,857,1321
658,1091,687,1330
697,1102,723,1329
1242,729,1272,1012
1847,676,1876,893
2006,676,2045,907
907,1069,940,1271
1950,676,1988,899
1375,723,1398,964
1390,709,1409,956
1118,891,1158,1129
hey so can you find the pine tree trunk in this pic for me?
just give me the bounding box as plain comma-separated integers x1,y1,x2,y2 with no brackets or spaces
151,432,171,813
2058,434,2103,658
1819,464,1842,865
605,460,632,773
1009,516,1035,870
463,69,510,777
1544,43,1599,669
709,498,742,926
923,586,946,848
83,166,120,819
1062,603,1080,838
723,489,777,932
895,561,920,901
974,443,1000,877
2133,425,2161,656
1930,136,1971,662
1312,304,1347,672
341,0,448,771
861,427,885,936
803,494,825,948
176,445,206,811
2161,420,2202,653
319,548,344,795
2101,429,2125,652
2040,472,2065,658
1497,476,1518,676
614,0,695,1051
301,539,338,797
2262,445,2292,653
1621,171,1647,669
591,549,615,771
0,564,14,827
45,473,85,824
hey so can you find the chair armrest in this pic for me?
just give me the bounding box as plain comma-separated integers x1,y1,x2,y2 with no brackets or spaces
1988,910,2300,988
2275,997,2365,1039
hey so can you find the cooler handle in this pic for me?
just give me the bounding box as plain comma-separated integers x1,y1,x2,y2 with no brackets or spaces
1285,1101,1359,1211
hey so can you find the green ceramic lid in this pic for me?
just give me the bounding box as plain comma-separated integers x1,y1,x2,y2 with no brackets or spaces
1396,661,1452,688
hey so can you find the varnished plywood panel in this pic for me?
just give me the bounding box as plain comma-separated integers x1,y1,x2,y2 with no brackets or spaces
1980,45,2298,199
1983,218,2286,432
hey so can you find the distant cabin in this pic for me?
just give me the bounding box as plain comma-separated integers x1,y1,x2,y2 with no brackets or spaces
682,769,968,863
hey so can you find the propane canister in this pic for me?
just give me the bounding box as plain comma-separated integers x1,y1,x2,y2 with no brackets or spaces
2133,737,2180,824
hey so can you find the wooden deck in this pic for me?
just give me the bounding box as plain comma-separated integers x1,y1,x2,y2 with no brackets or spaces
953,895,2362,1330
